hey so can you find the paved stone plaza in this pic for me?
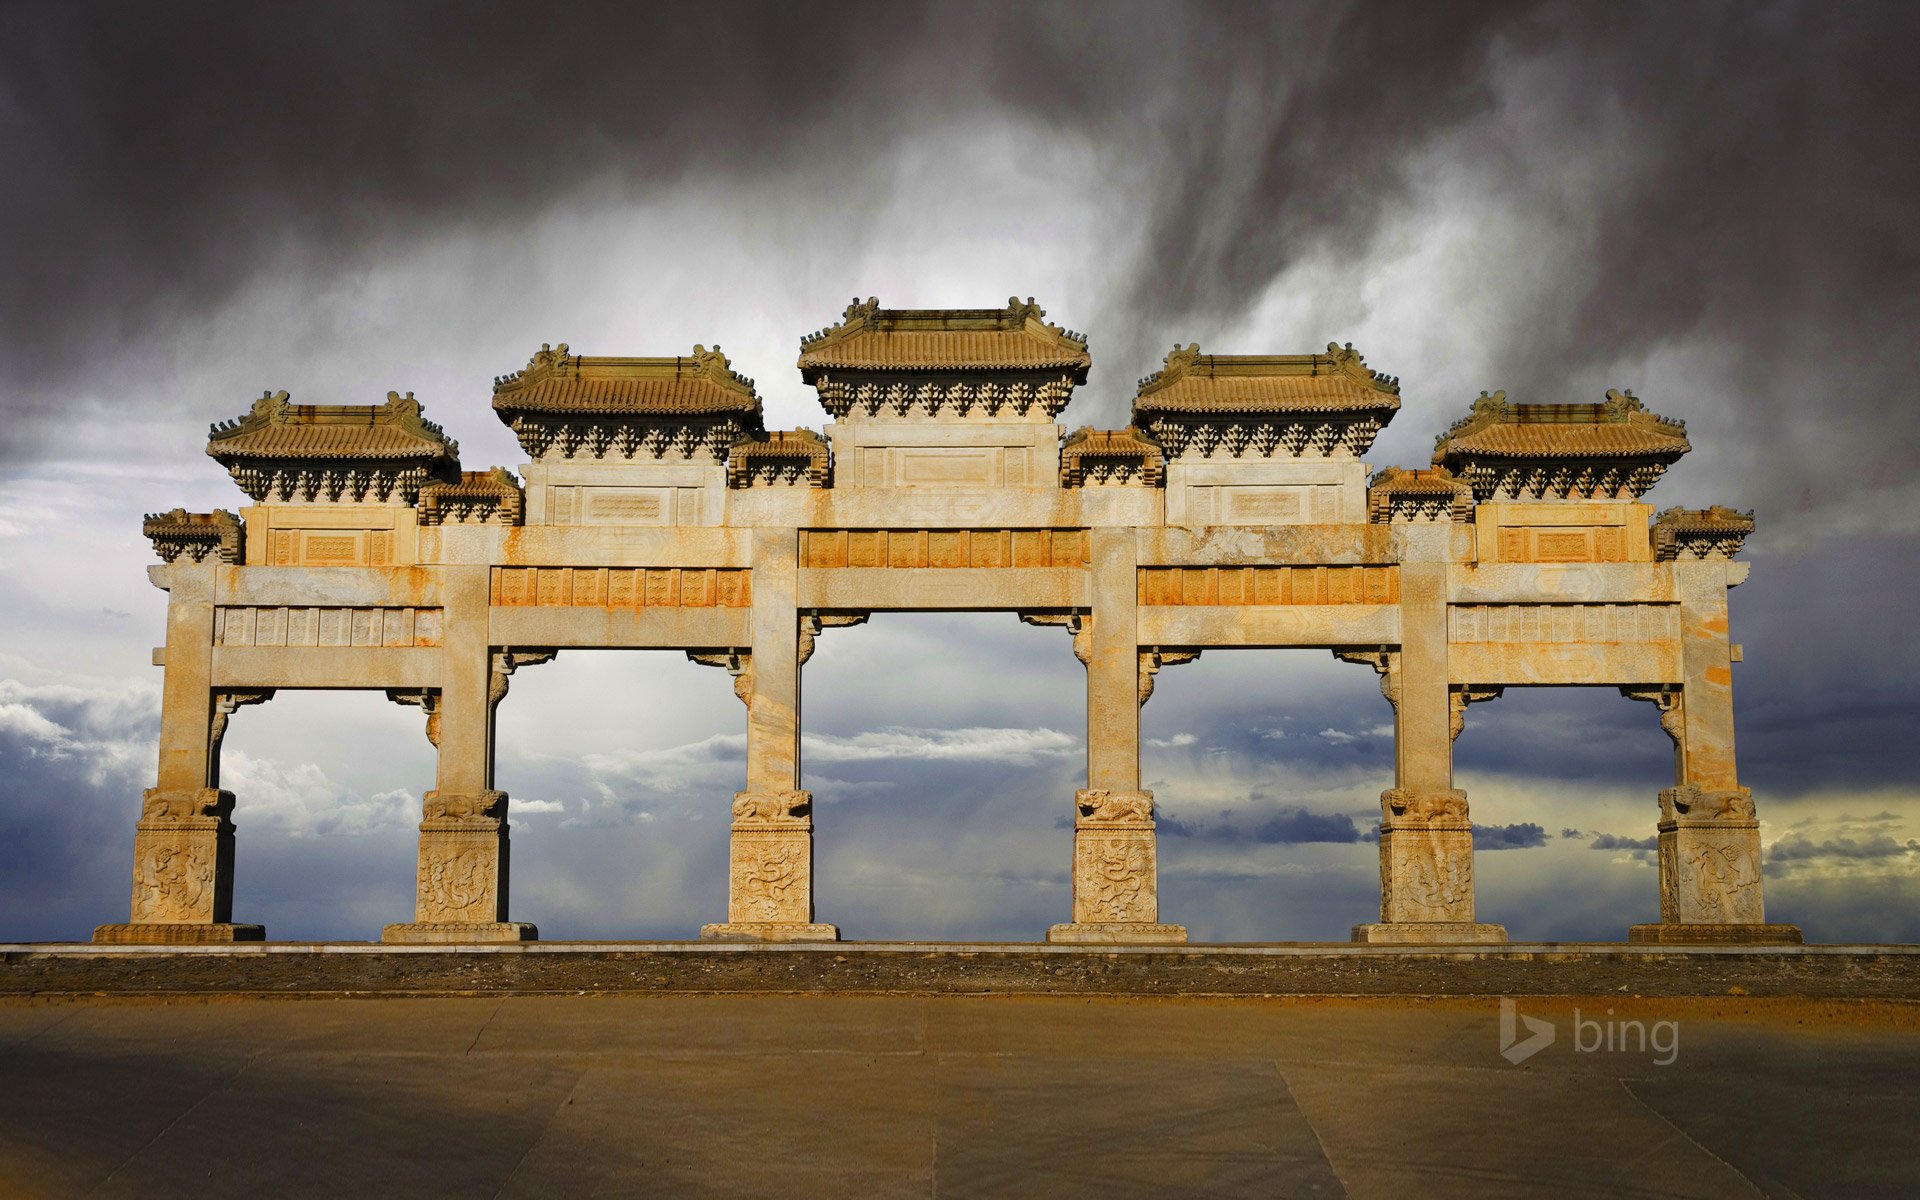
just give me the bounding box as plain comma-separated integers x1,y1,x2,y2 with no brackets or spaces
1,989,1914,1198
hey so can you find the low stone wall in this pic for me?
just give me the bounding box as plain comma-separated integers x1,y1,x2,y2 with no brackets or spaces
5,942,1918,1000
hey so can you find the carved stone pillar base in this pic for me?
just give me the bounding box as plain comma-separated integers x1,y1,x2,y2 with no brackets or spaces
410,791,513,926
718,791,825,930
116,788,248,931
381,922,538,944
699,922,841,942
1046,922,1187,944
1375,790,1478,924
1351,922,1507,945
1627,922,1802,945
92,923,265,944
1067,790,1172,937
1653,786,1769,925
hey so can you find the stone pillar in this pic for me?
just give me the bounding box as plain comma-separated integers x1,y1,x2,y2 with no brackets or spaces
1048,527,1186,944
1351,534,1506,944
383,565,540,943
1628,561,1800,944
97,563,268,943
701,528,839,941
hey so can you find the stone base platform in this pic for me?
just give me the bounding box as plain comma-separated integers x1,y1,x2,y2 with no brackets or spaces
1351,922,1509,945
92,923,265,944
1046,922,1188,944
6,941,1917,1000
1628,922,1804,945
381,922,539,944
699,923,841,942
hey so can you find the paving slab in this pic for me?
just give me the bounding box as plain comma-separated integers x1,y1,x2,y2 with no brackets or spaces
0,991,1915,1198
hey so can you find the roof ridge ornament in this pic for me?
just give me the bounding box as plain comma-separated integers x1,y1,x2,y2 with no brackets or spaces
689,343,758,396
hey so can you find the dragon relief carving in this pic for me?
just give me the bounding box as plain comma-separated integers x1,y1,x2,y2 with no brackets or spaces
735,841,806,921
130,842,215,921
1081,836,1154,923
419,846,492,917
1395,837,1472,919
1675,840,1761,922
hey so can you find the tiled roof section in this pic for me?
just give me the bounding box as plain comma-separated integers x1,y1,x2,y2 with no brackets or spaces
797,297,1091,378
142,508,243,563
727,429,832,487
1651,505,1756,561
492,342,764,421
417,468,525,526
1433,390,1690,461
1060,426,1165,486
207,391,458,463
1366,466,1474,523
1131,342,1401,418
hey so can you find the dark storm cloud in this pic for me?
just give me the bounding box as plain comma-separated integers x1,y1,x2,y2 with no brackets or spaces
8,1,1916,477
1160,805,1366,845
1472,822,1548,850
1590,833,1659,853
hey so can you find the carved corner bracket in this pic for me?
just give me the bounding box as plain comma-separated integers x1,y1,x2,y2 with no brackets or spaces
489,647,558,708
1448,685,1504,741
1138,647,1201,705
1333,647,1400,712
1620,685,1684,747
799,611,870,666
688,648,753,705
1018,610,1092,666
385,688,443,746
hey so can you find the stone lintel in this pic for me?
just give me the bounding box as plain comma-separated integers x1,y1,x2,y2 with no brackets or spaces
1627,923,1803,946
381,922,538,944
699,923,841,942
1046,922,1188,944
93,923,265,944
1350,922,1508,945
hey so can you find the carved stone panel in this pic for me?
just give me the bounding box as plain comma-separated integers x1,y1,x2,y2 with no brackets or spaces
1138,565,1399,606
1069,790,1160,925
492,567,751,608
415,828,504,923
1378,825,1476,923
729,828,814,925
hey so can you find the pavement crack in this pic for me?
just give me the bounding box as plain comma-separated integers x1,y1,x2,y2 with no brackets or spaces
466,997,506,1055
1616,1077,1770,1199
1273,1060,1351,1199
85,1051,259,1197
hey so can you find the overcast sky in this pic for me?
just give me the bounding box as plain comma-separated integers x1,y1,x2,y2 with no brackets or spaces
2,1,1917,943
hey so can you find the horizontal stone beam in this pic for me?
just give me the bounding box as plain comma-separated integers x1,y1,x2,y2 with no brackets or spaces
1447,564,1678,605
1136,604,1401,647
210,646,441,689
214,566,444,609
489,606,752,648
1137,525,1398,567
1449,642,1683,685
797,567,1087,611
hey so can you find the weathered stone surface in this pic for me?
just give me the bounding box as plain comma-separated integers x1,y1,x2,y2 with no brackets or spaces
94,299,1797,946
